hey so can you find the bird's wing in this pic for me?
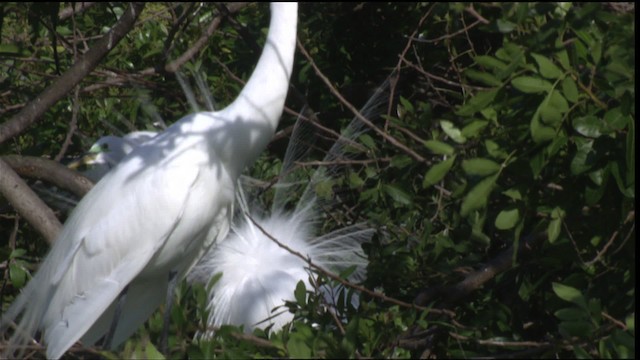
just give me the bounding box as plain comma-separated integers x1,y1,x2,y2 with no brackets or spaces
1,151,205,359
43,156,209,359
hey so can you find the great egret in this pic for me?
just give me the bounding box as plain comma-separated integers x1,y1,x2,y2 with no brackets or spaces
0,2,297,358
188,83,389,335
60,85,387,336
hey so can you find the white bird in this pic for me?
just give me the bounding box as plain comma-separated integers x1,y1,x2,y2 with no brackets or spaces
0,2,297,359
68,131,158,182
188,82,389,335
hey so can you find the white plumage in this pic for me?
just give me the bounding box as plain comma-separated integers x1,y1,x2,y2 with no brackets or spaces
188,82,389,334
0,3,297,358
68,131,158,182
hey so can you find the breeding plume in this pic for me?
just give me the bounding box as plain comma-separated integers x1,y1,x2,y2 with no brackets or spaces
0,3,297,358
188,83,389,334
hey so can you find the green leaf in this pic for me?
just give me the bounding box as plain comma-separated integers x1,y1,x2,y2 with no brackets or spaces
547,217,562,243
358,134,377,150
440,120,467,144
552,282,588,310
383,184,412,205
571,138,595,175
495,208,520,230
531,53,564,79
10,248,27,259
512,76,553,93
287,332,312,358
9,263,27,289
390,155,413,169
502,187,523,201
559,321,594,338
573,115,603,138
562,76,579,103
497,19,516,33
603,107,629,131
485,140,509,160
348,172,364,188
461,120,489,138
530,111,556,143
0,44,24,56
456,89,498,116
460,174,498,216
547,207,565,243
462,158,501,176
423,140,455,155
464,69,502,86
554,307,590,321
294,280,307,306
556,49,571,70
398,96,414,114
540,90,569,126
423,156,456,188
144,342,165,360
474,55,508,71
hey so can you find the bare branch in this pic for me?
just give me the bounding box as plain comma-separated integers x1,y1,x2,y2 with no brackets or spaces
0,2,145,144
0,159,61,244
1,155,94,198
414,232,547,306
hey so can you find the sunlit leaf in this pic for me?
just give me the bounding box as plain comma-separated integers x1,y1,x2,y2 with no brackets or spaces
462,158,501,176
573,115,603,138
423,156,456,188
423,140,455,155
512,76,553,93
440,120,467,144
494,208,519,230
552,282,588,310
531,53,564,79
562,76,579,103
383,184,412,205
461,174,498,216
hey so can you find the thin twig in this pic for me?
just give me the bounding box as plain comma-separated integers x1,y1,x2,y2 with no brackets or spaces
244,210,454,317
298,41,426,163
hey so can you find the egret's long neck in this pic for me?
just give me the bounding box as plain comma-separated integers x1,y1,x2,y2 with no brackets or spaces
220,3,297,172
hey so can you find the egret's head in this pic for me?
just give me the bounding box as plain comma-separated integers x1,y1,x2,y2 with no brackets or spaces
68,132,157,182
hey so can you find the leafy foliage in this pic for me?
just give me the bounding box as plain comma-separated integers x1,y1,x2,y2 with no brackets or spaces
0,2,634,358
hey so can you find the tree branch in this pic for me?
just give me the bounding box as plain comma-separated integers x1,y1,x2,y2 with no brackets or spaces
414,232,547,306
0,2,145,144
1,155,94,198
0,159,61,244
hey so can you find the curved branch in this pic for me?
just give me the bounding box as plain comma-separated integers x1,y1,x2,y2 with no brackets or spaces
0,159,61,244
1,155,94,198
414,232,547,306
0,2,145,144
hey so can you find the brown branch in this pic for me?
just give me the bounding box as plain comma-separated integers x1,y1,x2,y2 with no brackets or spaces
54,87,81,162
414,232,547,306
1,155,94,197
0,2,145,144
143,3,250,75
58,2,98,21
0,159,61,244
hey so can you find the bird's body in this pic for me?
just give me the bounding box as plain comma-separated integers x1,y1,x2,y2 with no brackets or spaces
1,3,298,358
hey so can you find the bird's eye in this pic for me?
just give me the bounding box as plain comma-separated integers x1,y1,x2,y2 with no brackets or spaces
101,144,110,151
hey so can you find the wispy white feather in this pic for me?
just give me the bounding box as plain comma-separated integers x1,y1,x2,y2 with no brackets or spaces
188,79,390,335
